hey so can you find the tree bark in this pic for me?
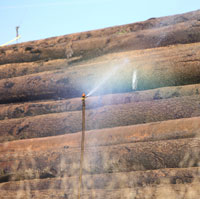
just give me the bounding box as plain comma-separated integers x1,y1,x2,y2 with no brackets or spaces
0,183,200,199
0,95,200,142
0,57,82,80
0,83,199,120
1,10,200,199
1,116,200,154
0,43,200,103
0,14,200,65
0,117,200,155
1,167,200,189
0,138,200,182
0,167,199,193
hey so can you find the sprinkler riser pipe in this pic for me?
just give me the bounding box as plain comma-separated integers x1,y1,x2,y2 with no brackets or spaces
78,93,86,199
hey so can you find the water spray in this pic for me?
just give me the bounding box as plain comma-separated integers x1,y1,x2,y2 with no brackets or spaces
87,59,130,97
132,70,137,90
77,60,136,198
78,93,86,199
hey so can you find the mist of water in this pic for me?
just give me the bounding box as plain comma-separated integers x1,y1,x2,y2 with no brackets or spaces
132,70,137,90
86,59,130,97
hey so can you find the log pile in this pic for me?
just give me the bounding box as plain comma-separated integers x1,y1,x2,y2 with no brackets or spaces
0,9,200,199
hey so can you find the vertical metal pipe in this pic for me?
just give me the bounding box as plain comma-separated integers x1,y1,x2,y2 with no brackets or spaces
78,93,86,199
16,26,20,44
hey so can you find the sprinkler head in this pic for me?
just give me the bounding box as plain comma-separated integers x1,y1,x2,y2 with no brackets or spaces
82,93,86,101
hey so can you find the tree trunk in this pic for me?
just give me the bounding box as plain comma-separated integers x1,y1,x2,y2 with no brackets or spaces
1,183,200,199
0,43,200,103
1,116,200,153
1,10,200,199
0,14,200,65
0,83,199,120
0,57,81,80
0,168,199,196
0,138,200,182
0,167,199,189
0,95,200,142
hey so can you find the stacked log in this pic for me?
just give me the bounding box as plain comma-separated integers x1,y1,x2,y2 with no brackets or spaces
1,167,199,190
0,42,200,103
0,137,200,182
0,184,200,199
0,83,199,120
1,10,200,199
1,116,200,153
0,11,200,64
1,95,200,142
0,168,200,199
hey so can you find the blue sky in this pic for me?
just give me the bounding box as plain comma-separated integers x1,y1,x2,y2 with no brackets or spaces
0,0,199,44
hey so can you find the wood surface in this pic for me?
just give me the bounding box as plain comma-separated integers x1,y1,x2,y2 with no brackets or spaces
0,42,200,103
0,95,200,142
0,10,200,65
1,10,200,198
1,116,200,153
0,83,199,120
0,138,200,182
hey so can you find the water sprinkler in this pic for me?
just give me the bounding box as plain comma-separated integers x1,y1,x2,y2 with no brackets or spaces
78,93,86,199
